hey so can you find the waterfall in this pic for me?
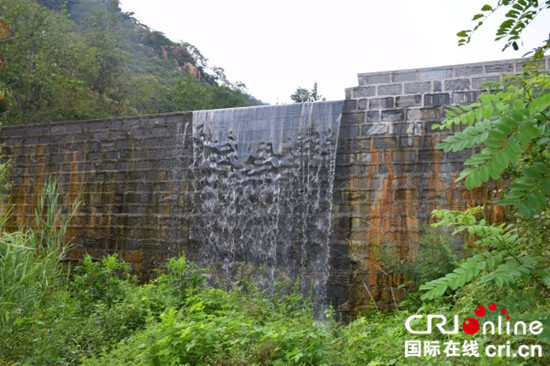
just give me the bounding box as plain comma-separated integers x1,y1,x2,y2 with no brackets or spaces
190,101,342,314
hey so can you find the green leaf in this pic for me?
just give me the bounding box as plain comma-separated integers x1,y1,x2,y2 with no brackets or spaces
485,137,503,148
489,128,507,140
501,116,517,130
420,254,490,300
487,160,502,180
540,180,550,194
523,168,542,181
481,4,493,11
479,165,489,183
518,202,533,217
457,168,475,182
465,170,480,189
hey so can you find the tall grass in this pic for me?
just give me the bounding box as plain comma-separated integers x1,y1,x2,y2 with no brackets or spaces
0,177,79,361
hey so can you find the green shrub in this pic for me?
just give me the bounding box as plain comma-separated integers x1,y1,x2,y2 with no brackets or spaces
0,177,79,363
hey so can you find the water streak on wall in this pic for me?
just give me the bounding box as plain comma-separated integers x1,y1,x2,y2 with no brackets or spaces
190,103,342,311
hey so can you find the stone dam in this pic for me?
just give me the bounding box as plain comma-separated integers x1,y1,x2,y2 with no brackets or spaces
1,58,548,318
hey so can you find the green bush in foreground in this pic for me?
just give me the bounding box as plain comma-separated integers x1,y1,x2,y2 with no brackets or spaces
0,180,548,365
1,246,547,365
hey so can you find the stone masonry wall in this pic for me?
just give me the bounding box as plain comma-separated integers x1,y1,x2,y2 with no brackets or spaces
1,57,548,316
0,113,194,278
327,57,550,317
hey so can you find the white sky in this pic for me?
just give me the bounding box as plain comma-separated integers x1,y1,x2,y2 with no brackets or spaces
119,0,549,105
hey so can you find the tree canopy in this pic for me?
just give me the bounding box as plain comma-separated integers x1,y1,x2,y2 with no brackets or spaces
0,0,262,125
290,82,325,103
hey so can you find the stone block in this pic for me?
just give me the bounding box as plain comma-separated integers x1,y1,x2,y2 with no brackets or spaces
445,150,471,161
452,91,479,105
341,112,364,125
115,140,133,150
340,125,360,138
390,122,417,135
396,95,422,107
392,70,418,82
407,108,441,122
485,62,514,74
0,126,26,136
121,250,144,263
373,137,398,149
152,126,170,137
361,124,388,136
377,84,403,96
472,76,500,90
350,86,376,98
418,68,453,80
51,125,65,134
444,79,471,91
369,97,394,109
424,93,450,107
342,100,357,113
366,111,381,123
106,151,119,160
381,109,405,122
358,73,391,85
93,131,110,140
454,65,483,76
404,82,431,94
399,136,414,148
345,88,352,99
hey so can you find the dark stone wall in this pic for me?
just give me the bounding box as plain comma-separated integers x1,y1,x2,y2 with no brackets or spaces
0,113,194,277
327,57,550,317
1,57,548,315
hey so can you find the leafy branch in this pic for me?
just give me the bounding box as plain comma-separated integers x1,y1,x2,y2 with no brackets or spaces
434,72,550,218
458,0,550,57
420,208,547,300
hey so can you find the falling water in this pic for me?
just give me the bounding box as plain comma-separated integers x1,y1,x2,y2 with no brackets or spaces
190,101,342,314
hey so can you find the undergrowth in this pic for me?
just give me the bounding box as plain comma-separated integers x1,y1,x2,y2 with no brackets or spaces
0,176,548,365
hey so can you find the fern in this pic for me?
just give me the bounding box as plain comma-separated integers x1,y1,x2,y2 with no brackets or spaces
433,71,550,218
420,252,498,300
420,208,548,300
481,256,536,287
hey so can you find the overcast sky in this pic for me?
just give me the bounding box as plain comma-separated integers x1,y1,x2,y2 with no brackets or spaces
119,0,549,104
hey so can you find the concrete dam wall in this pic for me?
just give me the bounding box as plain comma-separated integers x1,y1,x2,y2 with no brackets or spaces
1,58,548,317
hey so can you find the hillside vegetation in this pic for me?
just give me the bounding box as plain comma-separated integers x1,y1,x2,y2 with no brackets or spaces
0,0,262,125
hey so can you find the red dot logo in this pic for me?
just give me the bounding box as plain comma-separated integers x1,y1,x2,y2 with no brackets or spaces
462,318,480,335
500,308,507,315
475,305,486,317
489,303,497,311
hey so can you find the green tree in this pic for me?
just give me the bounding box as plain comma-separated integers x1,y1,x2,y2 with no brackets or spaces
0,0,113,124
290,82,325,103
78,0,126,98
0,21,8,115
0,0,261,125
420,1,550,315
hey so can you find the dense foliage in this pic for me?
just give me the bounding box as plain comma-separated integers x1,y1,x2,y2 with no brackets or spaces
0,0,262,125
0,176,547,365
413,1,550,362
